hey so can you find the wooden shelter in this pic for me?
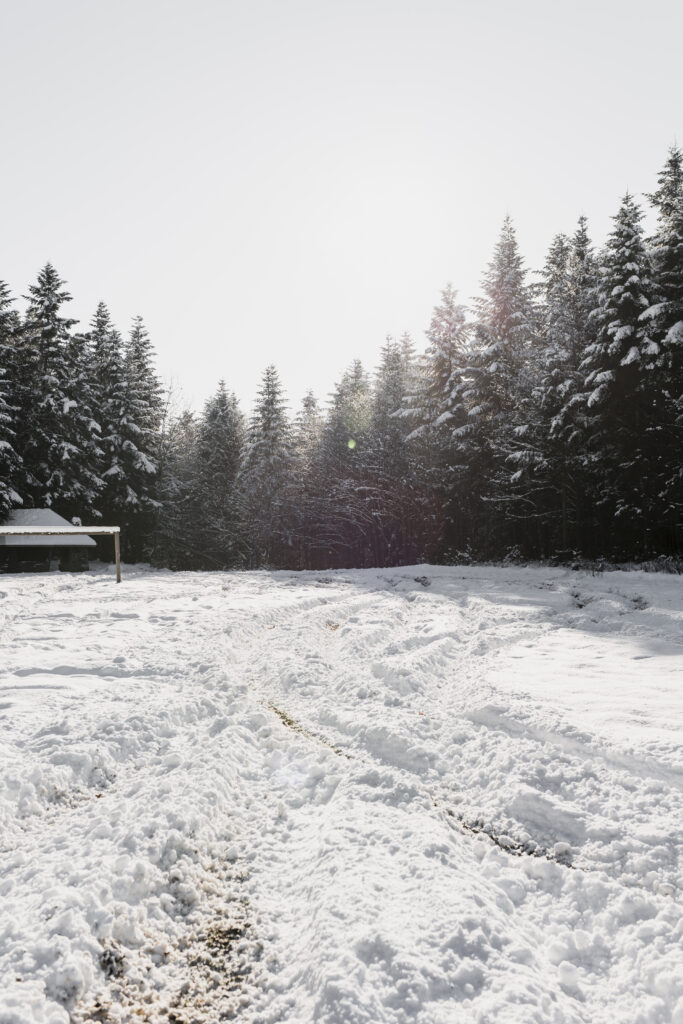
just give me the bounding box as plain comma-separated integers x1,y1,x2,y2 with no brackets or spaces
0,509,122,581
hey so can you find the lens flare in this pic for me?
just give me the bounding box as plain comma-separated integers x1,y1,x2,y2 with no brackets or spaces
347,438,356,449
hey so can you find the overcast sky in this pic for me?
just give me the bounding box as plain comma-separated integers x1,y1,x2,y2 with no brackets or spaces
1,0,681,414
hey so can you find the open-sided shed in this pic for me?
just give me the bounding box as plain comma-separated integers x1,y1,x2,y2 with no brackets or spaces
0,509,97,573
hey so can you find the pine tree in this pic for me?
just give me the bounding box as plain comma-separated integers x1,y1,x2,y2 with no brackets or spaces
62,326,104,520
125,317,164,437
322,359,372,471
646,148,683,399
424,286,469,432
18,264,97,514
312,360,373,566
356,337,420,564
453,217,538,554
89,303,158,555
153,404,199,569
370,336,413,477
0,281,23,517
291,391,323,567
407,289,473,554
525,223,598,552
122,316,164,558
581,193,659,552
469,216,538,419
401,290,469,448
293,391,323,470
89,302,129,516
239,365,294,565
194,381,245,567
644,146,683,544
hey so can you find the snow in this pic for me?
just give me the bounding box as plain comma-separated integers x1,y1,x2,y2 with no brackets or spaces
0,564,681,1023
621,345,641,366
0,510,97,549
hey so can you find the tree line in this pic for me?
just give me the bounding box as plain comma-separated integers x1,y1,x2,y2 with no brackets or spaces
1,147,681,568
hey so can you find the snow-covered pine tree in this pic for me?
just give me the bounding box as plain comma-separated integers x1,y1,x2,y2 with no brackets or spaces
644,147,683,543
360,336,428,564
88,303,153,554
321,359,372,471
455,217,538,554
62,326,104,520
19,264,98,515
89,302,128,516
293,391,323,469
125,317,164,438
122,316,164,558
413,287,472,555
239,365,294,565
423,286,469,437
567,216,599,364
153,403,199,569
0,281,23,517
470,217,538,413
581,193,659,553
400,289,469,457
369,336,414,477
291,391,323,567
194,381,246,567
507,232,574,552
528,224,598,553
314,360,373,566
646,146,683,380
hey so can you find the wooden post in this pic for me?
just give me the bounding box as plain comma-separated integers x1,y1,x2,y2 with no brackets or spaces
114,531,121,583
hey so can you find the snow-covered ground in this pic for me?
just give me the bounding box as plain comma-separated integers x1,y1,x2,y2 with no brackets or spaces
1,564,682,1024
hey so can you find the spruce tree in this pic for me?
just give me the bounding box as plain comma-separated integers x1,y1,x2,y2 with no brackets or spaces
293,391,323,469
153,405,199,569
469,216,538,417
89,303,157,555
423,286,469,434
122,316,163,558
646,148,683,398
370,336,413,478
314,360,373,565
322,360,372,470
62,326,104,520
527,224,597,552
19,264,97,514
581,193,658,552
644,146,683,544
239,365,294,565
454,217,538,554
0,281,23,517
89,302,129,516
291,391,323,567
195,381,245,567
400,289,469,484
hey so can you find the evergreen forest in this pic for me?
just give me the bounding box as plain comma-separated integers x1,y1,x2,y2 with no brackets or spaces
1,149,681,569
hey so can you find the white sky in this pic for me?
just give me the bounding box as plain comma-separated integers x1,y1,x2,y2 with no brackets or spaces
1,0,681,415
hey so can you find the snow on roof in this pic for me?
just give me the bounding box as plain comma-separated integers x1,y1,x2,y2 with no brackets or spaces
0,509,98,548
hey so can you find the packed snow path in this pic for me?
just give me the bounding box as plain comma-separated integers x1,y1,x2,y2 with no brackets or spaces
0,565,682,1024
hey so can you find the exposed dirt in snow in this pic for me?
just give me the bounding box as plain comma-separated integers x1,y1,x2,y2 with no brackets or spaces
1,565,682,1023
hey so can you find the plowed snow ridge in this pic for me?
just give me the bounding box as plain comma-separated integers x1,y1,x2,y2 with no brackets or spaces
0,565,682,1024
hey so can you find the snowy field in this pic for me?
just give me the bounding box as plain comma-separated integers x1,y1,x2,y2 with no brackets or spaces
0,565,682,1024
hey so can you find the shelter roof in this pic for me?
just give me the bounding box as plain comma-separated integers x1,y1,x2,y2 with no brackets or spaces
0,509,98,548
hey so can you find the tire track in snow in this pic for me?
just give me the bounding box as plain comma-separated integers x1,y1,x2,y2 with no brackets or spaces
225,569,682,1022
235,572,682,889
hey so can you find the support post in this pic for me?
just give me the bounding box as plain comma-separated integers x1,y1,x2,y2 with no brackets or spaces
114,531,121,583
